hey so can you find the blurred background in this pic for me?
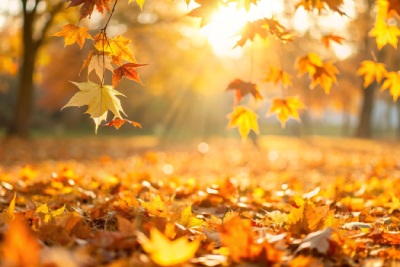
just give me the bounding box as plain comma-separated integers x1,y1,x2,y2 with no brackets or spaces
0,0,398,140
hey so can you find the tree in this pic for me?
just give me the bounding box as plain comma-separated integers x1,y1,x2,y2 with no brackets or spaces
6,0,65,137
2,0,400,139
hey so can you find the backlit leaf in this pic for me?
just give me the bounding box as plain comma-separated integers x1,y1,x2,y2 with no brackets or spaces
226,106,259,141
357,60,387,87
53,24,93,49
267,97,306,128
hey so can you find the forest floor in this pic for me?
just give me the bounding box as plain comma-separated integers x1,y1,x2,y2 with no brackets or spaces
1,136,400,266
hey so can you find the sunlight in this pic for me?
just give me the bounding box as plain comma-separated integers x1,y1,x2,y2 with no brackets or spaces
197,0,356,59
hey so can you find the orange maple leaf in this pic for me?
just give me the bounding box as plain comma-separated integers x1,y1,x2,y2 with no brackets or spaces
310,62,339,94
286,197,334,237
53,24,93,49
112,63,148,87
320,33,345,49
267,97,306,128
296,53,323,76
264,66,292,87
102,118,142,129
94,34,137,64
138,195,174,217
296,0,345,15
67,0,113,19
1,219,41,267
369,19,400,49
226,106,259,141
357,60,387,87
226,79,263,105
381,71,400,101
218,216,284,263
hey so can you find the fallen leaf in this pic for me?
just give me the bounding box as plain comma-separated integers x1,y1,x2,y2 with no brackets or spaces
138,195,173,217
138,228,200,266
179,205,204,228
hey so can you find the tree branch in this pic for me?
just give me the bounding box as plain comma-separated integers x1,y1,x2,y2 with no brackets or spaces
33,1,65,52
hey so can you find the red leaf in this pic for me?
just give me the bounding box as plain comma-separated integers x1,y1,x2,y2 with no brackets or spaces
112,63,149,87
101,118,142,129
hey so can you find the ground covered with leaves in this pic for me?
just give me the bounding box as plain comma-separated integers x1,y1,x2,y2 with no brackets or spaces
1,136,400,266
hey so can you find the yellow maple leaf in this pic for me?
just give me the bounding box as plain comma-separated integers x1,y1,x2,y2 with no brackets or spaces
369,19,400,49
53,24,93,49
267,97,306,128
227,0,259,12
62,81,126,133
226,106,259,141
179,205,203,228
264,66,292,87
138,195,174,217
129,0,145,9
381,71,400,101
138,228,200,266
35,202,66,222
357,60,387,87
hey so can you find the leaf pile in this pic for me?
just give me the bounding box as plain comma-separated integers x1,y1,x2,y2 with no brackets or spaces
2,137,400,266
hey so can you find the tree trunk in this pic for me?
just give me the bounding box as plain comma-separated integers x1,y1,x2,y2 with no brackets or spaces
7,9,37,138
355,83,375,138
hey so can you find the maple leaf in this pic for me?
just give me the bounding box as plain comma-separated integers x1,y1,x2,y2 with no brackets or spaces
53,24,93,49
1,219,41,267
296,53,323,76
234,19,268,47
205,210,239,230
310,62,339,94
357,60,387,87
94,34,137,64
218,216,284,263
179,205,204,228
267,97,306,128
264,18,294,43
102,118,142,129
320,33,345,49
89,54,114,80
129,0,145,10
138,228,200,266
294,227,335,254
79,51,94,75
226,79,263,105
187,0,224,27
67,0,113,19
264,66,292,87
369,20,400,50
35,202,66,222
296,0,345,15
138,195,174,217
226,106,259,141
381,71,400,101
286,199,333,237
112,63,148,87
227,0,258,12
62,81,126,122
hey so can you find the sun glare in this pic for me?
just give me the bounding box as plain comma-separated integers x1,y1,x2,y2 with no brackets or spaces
197,0,356,59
